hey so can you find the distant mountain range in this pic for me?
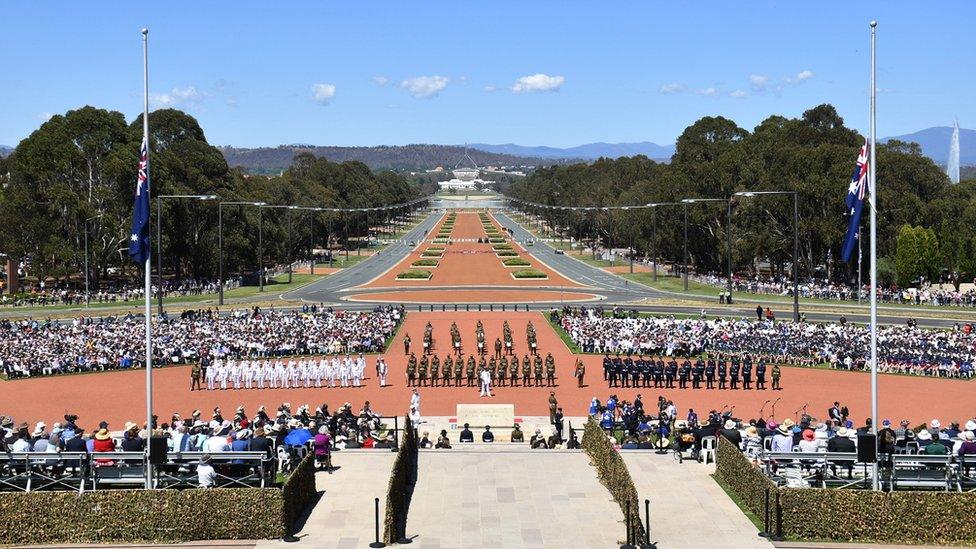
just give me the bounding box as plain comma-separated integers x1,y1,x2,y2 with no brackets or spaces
469,141,675,161
219,144,578,175
882,126,974,166
0,145,12,157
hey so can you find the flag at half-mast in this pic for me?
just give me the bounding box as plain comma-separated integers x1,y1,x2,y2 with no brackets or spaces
127,135,151,264
841,139,869,262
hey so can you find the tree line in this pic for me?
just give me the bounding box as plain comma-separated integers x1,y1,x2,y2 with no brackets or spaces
0,106,433,288
505,104,976,288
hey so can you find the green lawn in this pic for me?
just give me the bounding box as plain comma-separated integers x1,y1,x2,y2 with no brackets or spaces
315,255,368,269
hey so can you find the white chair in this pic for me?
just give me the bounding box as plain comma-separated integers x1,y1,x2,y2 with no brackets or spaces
700,436,717,464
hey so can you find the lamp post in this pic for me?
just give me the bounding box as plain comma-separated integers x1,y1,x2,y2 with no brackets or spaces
218,201,266,306
735,191,800,322
83,213,105,307
155,194,218,315
645,203,683,282
682,198,733,300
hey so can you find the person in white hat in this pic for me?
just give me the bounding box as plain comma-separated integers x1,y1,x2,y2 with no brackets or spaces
377,356,388,387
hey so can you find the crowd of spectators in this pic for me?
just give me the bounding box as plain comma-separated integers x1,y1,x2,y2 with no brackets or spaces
557,307,975,379
0,278,243,308
0,305,404,379
695,273,976,308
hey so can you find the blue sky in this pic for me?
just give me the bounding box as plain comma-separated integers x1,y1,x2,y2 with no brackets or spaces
1,2,972,148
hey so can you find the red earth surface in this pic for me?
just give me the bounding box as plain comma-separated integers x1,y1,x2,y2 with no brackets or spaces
346,289,600,303
2,311,973,429
360,211,582,288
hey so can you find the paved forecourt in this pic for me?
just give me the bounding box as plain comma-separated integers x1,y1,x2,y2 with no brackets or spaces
407,447,624,548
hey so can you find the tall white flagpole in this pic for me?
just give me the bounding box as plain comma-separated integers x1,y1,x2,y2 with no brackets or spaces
142,27,154,490
868,20,879,491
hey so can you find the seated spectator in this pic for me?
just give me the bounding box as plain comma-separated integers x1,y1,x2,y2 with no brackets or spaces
743,426,762,459
719,420,742,447
798,429,819,452
92,427,116,466
435,430,452,449
374,435,392,449
921,431,949,455
64,427,87,453
771,424,793,452
231,429,251,452
313,426,332,470
955,431,976,457
917,429,934,449
530,428,547,449
826,427,856,477
458,423,474,443
419,431,432,449
205,423,232,453
197,454,217,487
249,427,271,457
121,422,145,452
877,419,897,455
482,426,494,443
510,424,524,443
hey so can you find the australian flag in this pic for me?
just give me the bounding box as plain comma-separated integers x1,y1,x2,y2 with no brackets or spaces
127,135,151,264
841,139,869,262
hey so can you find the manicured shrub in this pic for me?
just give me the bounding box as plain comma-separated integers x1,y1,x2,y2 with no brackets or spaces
512,268,547,278
502,258,531,267
421,251,442,258
492,244,513,251
495,250,518,257
396,270,432,279
411,259,439,267
581,417,646,543
488,238,506,243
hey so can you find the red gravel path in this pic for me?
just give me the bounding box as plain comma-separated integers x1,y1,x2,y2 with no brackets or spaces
1,312,972,429
346,290,600,303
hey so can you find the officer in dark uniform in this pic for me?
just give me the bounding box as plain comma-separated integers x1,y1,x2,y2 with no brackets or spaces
678,360,691,389
692,358,704,389
742,356,753,390
665,359,677,389
641,357,652,388
756,359,767,390
630,357,641,388
771,363,781,390
717,358,728,389
419,354,429,387
653,359,664,388
494,337,503,359
705,358,716,390
622,356,634,388
729,358,740,390
603,354,612,382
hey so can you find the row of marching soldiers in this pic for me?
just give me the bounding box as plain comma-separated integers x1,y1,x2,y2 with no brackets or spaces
405,351,557,387
404,320,542,358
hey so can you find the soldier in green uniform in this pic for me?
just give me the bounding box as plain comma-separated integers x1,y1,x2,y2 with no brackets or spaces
498,355,508,387
443,355,454,387
430,355,440,387
521,354,531,386
190,362,202,391
488,356,497,384
403,333,411,355
419,354,429,386
533,354,544,387
771,363,782,390
545,352,556,387
466,355,476,387
494,337,503,359
509,355,519,386
454,355,464,386
406,353,417,386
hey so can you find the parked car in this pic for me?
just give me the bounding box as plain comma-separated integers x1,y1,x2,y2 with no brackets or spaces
555,249,565,255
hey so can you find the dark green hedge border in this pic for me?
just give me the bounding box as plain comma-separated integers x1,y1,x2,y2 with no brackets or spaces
384,414,419,543
715,437,976,545
582,416,647,543
282,452,317,535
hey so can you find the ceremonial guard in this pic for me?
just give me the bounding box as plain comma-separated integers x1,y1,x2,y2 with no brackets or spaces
406,353,417,387
545,352,556,387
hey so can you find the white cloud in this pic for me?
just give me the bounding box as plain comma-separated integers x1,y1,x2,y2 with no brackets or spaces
659,83,686,94
149,86,204,108
483,84,498,93
38,112,55,121
400,75,449,99
748,74,770,91
372,76,389,86
698,87,719,97
795,69,814,82
511,73,565,93
311,83,336,105
730,90,748,98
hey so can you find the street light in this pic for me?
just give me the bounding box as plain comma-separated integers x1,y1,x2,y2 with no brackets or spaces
645,203,683,282
155,194,219,314
84,213,105,307
682,198,733,299
735,190,800,322
218,201,266,306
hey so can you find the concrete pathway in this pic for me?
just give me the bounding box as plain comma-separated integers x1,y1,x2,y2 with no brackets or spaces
406,448,623,548
257,449,397,549
622,451,771,549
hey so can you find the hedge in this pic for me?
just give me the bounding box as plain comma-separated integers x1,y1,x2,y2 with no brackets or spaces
512,268,547,278
421,251,443,258
488,238,506,243
502,258,531,267
495,250,518,257
715,436,976,545
411,259,439,267
384,414,419,543
282,452,318,535
397,270,432,279
581,416,646,543
0,488,285,544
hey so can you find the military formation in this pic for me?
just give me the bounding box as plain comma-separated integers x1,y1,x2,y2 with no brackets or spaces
601,352,782,390
402,319,557,388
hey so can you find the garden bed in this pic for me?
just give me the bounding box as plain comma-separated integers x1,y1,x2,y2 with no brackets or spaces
411,259,439,268
502,258,531,267
495,251,518,257
396,270,433,280
421,251,443,258
511,268,548,279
